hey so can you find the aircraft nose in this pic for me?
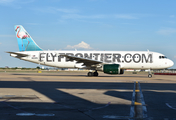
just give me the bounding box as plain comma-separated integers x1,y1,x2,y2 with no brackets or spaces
169,60,174,67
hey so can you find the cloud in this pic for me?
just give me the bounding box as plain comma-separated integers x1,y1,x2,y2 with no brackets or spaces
65,41,92,49
174,56,176,59
157,28,176,35
62,14,137,20
0,0,34,9
26,23,39,25
34,7,138,20
0,0,14,4
114,14,138,19
0,0,34,5
170,15,175,18
0,0,34,4
62,14,106,19
35,7,79,14
56,8,78,13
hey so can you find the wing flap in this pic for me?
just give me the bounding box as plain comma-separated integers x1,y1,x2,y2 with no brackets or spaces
61,54,103,66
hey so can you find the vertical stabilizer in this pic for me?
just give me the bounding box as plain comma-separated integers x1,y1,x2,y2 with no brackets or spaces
14,25,42,51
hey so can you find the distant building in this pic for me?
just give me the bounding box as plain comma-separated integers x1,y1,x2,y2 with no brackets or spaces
126,69,134,72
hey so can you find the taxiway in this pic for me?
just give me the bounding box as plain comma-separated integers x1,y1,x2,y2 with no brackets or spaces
0,71,176,120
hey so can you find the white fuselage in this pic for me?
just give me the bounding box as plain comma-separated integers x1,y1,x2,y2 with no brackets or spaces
11,51,174,70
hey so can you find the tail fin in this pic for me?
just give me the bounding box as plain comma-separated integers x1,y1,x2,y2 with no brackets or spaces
14,25,42,51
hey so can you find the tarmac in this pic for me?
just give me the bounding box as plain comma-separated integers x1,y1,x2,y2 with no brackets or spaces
0,71,176,120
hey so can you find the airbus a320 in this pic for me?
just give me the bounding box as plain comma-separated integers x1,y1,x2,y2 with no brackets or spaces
7,25,174,77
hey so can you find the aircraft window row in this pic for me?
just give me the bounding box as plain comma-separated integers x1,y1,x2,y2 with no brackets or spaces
91,56,140,58
106,56,140,58
159,56,167,59
126,56,139,58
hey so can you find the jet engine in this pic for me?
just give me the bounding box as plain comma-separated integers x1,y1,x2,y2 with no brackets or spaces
103,64,124,74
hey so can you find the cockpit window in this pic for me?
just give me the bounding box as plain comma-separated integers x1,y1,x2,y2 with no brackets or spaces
159,56,167,59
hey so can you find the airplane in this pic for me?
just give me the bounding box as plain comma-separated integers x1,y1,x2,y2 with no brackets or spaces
7,25,174,78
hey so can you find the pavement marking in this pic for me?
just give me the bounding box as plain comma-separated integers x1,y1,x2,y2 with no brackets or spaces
129,81,136,118
16,113,55,116
16,113,35,116
129,81,148,120
1,100,55,117
166,103,176,110
34,113,55,116
103,82,148,119
135,90,140,92
90,102,111,110
134,102,142,105
1,101,27,113
137,82,148,118
103,115,130,119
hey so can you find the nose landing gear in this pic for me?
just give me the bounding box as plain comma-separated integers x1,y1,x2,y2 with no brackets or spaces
148,69,152,78
148,74,152,78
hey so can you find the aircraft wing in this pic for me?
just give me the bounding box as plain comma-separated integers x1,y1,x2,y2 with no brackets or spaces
6,52,29,57
61,54,103,66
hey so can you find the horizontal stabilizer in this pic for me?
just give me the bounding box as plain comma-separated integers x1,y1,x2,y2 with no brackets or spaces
6,52,29,57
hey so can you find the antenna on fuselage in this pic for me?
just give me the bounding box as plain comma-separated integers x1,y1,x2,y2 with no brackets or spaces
147,49,150,55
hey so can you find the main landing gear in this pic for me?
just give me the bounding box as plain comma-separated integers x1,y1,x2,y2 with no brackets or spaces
87,71,99,76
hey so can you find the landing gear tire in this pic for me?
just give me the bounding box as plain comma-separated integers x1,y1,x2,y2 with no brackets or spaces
148,74,152,78
87,72,93,76
93,72,98,76
87,71,99,76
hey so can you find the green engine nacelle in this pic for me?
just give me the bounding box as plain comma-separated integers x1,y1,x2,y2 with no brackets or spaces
103,64,123,74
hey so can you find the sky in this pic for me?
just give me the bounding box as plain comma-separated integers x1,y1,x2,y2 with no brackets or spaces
0,0,176,68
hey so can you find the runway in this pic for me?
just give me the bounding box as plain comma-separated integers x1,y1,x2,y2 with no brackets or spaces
0,71,176,120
